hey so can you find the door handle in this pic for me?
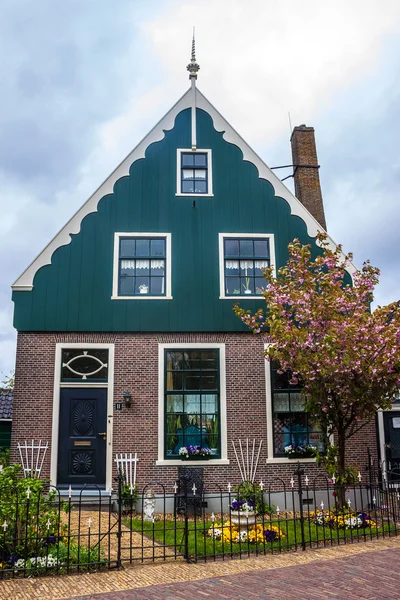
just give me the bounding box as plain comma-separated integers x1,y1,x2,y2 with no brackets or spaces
98,432,107,441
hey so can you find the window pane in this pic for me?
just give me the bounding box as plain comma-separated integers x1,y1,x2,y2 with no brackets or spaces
182,180,194,193
201,351,218,370
240,276,254,294
61,349,108,382
194,169,206,180
202,394,218,412
151,239,165,257
184,394,201,413
224,239,239,257
150,277,164,295
181,153,194,167
166,371,182,391
120,239,136,257
194,153,207,166
120,277,135,295
120,260,135,275
183,351,201,370
194,181,207,193
135,276,150,294
240,260,254,276
135,239,150,257
225,260,239,275
151,260,165,275
166,395,183,412
135,259,149,275
225,276,240,295
184,373,201,390
239,239,254,256
202,374,217,390
166,352,183,371
273,392,290,412
254,262,269,275
182,169,194,179
255,278,265,294
254,239,269,257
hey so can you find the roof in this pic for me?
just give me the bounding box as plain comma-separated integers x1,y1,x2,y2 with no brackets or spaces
0,390,13,420
12,85,355,291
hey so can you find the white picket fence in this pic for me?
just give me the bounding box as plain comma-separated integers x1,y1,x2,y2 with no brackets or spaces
114,452,139,490
17,440,49,478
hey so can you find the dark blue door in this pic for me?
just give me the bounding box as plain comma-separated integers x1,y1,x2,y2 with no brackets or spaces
58,388,107,488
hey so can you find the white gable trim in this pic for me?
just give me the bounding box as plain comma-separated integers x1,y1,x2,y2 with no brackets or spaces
12,86,355,291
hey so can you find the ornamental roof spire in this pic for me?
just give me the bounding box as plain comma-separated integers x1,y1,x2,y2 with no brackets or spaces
186,27,200,80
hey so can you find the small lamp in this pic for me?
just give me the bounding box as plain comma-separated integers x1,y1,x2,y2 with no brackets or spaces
123,391,132,408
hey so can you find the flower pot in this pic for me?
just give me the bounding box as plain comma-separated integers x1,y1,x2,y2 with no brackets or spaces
244,289,252,295
230,510,256,531
181,454,211,460
140,288,148,294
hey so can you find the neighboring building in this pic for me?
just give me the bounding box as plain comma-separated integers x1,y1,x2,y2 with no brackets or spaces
11,45,386,493
0,390,13,453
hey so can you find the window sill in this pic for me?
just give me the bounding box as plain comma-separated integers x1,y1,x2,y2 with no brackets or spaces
175,193,214,198
111,295,173,301
219,295,265,300
266,457,317,465
156,459,230,466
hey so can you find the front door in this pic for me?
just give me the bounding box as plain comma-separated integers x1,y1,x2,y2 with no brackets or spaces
58,388,107,488
383,411,400,482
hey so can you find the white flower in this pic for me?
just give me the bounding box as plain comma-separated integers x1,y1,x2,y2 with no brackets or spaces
345,517,362,529
178,447,188,456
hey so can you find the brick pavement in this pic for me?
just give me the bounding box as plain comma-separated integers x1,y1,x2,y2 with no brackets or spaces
1,537,399,600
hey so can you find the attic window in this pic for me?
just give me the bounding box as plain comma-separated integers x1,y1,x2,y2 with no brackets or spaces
176,149,213,196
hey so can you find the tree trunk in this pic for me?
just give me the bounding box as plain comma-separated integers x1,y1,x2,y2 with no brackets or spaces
335,431,347,508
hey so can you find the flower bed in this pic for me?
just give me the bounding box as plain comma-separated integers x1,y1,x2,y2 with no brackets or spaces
311,509,377,529
207,521,285,544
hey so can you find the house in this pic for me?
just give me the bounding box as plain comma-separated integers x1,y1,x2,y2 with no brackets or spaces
11,42,385,494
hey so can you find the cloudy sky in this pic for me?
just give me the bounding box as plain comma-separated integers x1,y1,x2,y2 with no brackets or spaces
1,0,400,376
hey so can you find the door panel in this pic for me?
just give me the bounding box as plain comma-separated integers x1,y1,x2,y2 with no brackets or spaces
58,388,107,488
383,411,400,480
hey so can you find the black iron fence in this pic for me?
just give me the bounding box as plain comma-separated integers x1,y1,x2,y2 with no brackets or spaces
0,464,399,579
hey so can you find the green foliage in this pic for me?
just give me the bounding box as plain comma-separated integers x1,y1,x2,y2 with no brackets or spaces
121,482,139,505
1,370,14,390
0,447,10,466
0,464,67,562
233,481,274,515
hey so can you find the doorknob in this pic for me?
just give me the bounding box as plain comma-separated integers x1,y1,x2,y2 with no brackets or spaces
98,432,107,441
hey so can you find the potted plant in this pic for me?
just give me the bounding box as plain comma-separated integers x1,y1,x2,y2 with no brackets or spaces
139,284,149,294
178,445,212,460
229,497,257,530
284,444,317,459
242,278,252,294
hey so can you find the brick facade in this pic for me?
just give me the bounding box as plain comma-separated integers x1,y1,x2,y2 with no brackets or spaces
11,331,378,491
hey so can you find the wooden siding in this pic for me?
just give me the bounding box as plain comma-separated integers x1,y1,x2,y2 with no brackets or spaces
13,108,321,332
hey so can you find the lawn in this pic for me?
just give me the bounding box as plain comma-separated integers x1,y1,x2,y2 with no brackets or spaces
127,511,398,561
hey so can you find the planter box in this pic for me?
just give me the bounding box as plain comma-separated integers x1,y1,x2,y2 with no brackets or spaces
181,455,211,461
286,454,315,459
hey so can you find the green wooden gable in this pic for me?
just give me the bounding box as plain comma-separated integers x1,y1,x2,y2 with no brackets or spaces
12,98,326,333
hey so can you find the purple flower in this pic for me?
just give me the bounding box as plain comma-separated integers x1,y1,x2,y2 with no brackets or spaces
264,529,278,542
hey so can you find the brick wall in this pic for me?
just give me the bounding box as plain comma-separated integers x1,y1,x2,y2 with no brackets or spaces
291,125,327,230
11,331,378,490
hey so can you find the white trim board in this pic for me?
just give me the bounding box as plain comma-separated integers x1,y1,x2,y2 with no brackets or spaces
157,342,228,466
13,86,354,291
50,343,115,491
111,232,172,300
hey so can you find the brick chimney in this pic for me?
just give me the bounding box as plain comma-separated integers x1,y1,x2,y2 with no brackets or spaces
290,125,327,231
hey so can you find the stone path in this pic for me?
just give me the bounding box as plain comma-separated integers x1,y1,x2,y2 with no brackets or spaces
1,536,399,599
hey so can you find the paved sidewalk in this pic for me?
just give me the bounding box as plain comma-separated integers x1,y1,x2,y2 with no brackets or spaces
1,537,399,600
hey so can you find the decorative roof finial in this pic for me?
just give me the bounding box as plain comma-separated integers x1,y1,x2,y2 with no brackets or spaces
187,27,200,80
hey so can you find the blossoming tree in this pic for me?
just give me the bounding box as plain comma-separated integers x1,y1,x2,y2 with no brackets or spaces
234,233,400,495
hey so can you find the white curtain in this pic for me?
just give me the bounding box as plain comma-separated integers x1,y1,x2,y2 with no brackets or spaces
121,260,135,270
121,259,164,270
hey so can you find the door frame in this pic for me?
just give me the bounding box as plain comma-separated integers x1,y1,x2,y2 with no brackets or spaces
377,405,400,476
50,343,115,491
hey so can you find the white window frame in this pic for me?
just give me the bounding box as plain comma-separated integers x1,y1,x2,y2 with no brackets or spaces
176,149,213,197
219,233,276,300
111,232,172,300
264,345,316,464
50,343,115,491
156,342,229,466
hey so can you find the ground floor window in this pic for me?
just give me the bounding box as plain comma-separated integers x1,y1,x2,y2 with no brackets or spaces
164,349,220,458
271,363,324,457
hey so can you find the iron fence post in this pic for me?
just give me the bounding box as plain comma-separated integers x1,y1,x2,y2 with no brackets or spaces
183,475,190,562
295,463,306,551
116,469,123,569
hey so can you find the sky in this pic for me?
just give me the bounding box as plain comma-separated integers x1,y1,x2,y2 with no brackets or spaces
1,0,400,376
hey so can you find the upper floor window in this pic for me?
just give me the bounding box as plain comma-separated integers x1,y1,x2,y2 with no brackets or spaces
219,234,276,298
112,233,172,300
176,149,213,196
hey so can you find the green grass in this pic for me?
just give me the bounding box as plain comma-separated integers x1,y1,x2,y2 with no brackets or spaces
127,513,398,560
